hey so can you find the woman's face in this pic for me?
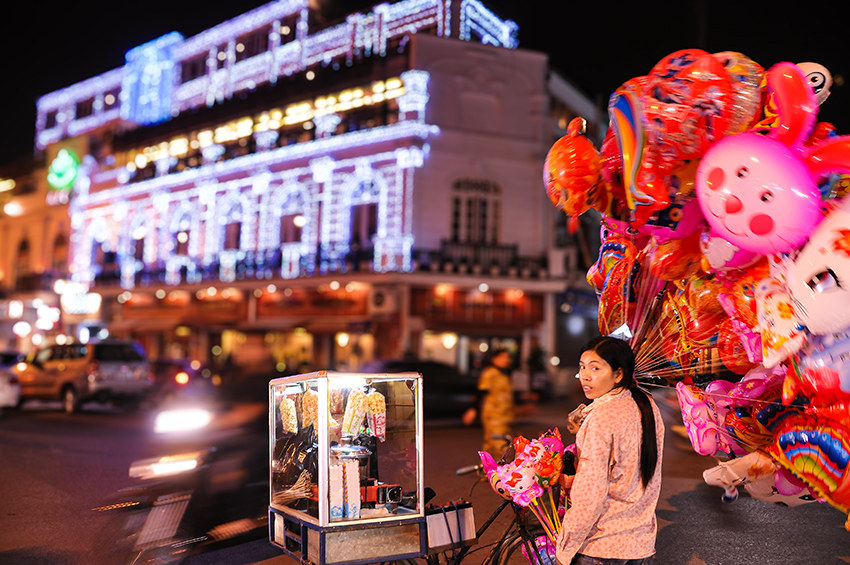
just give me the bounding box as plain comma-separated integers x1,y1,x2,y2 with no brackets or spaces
578,350,623,400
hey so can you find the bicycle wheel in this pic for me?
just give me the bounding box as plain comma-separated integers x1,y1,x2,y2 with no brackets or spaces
497,531,556,565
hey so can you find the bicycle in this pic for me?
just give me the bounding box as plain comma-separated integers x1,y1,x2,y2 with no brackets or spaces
382,436,556,565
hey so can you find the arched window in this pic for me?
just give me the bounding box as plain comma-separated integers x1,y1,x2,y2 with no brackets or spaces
450,178,502,244
223,203,242,251
52,233,68,274
15,238,31,287
173,215,191,256
349,180,380,248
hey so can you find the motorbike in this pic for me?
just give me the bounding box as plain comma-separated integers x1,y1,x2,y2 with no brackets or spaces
94,373,272,564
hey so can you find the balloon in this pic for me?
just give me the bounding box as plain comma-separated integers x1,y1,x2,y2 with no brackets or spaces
642,160,707,244
784,332,850,408
696,63,824,255
786,196,850,334
717,318,756,375
775,467,808,496
712,52,764,133
643,49,735,161
686,276,724,314
608,77,671,227
649,230,703,281
699,229,761,273
544,117,609,217
677,382,728,456
484,430,564,507
796,62,833,106
771,415,850,521
755,276,807,368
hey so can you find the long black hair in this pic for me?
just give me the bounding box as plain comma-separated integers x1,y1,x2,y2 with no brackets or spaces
580,336,658,489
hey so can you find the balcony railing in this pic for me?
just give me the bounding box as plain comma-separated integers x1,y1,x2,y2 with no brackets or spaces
14,271,63,293
89,240,553,289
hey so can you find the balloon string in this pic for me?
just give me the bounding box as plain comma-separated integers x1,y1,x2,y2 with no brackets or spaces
632,379,801,412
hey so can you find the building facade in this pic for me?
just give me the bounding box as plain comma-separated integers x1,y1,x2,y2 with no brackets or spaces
10,0,600,375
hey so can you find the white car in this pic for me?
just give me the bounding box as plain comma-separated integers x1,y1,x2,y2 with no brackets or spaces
0,369,21,415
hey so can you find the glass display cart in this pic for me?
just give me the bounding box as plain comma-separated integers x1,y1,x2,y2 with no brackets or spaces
269,371,425,565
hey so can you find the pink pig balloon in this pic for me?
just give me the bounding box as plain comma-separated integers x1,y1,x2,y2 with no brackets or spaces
696,135,822,254
696,62,825,255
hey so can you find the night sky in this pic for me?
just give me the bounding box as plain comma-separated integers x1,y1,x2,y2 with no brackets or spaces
1,0,848,168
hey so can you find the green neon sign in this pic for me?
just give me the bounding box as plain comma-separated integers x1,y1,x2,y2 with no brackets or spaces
47,148,79,190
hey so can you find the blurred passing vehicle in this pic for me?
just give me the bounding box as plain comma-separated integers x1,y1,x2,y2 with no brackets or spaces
359,359,479,418
150,357,218,404
94,372,271,563
16,340,153,414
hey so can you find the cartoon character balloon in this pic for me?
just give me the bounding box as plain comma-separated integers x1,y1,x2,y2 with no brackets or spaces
786,190,850,334
697,63,850,255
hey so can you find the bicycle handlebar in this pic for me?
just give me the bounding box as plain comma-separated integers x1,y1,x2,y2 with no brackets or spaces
456,464,483,476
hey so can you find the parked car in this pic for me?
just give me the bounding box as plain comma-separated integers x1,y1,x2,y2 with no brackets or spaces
359,359,479,418
150,357,218,404
16,340,153,414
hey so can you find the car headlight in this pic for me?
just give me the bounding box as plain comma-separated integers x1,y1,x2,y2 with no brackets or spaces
154,408,213,434
129,452,205,479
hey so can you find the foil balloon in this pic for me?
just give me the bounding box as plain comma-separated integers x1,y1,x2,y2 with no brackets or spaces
643,49,735,162
699,229,761,273
785,331,850,407
786,196,850,334
608,76,671,227
544,117,610,217
696,63,825,255
642,160,707,244
756,275,806,368
712,51,764,133
649,230,703,281
676,382,729,456
686,275,724,313
717,318,756,375
797,62,833,106
771,415,850,526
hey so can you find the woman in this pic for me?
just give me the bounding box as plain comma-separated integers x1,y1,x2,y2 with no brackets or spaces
556,336,665,565
462,348,515,458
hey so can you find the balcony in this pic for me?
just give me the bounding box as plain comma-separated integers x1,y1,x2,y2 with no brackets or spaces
14,271,63,293
89,239,553,291
413,240,549,279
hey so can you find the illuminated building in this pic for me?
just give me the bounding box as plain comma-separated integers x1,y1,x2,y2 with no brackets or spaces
22,0,600,373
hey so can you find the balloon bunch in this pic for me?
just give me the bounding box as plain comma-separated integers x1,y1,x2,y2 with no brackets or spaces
478,428,564,542
544,49,850,528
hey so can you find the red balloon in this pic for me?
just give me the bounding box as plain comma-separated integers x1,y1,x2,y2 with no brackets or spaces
684,307,725,344
717,318,756,375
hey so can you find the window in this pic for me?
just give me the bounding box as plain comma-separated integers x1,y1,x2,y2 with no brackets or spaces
45,111,57,129
181,54,207,83
52,233,68,273
224,222,241,250
216,44,228,70
280,214,303,244
104,88,120,110
350,203,377,248
75,98,94,119
134,235,145,262
15,238,31,283
236,26,270,62
279,15,297,45
175,230,189,256
450,178,502,244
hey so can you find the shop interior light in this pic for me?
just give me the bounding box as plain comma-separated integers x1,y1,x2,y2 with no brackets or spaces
336,332,350,347
441,332,458,349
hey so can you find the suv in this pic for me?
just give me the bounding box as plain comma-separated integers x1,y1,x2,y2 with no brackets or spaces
17,340,153,414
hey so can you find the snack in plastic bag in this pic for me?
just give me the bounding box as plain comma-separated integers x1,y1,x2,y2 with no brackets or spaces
302,389,318,428
366,391,387,442
341,390,367,436
280,397,298,434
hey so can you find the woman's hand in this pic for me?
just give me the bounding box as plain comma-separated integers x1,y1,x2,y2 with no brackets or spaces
559,473,575,490
462,407,477,426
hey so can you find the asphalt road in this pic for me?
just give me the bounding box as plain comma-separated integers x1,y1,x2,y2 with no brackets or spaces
1,393,848,565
